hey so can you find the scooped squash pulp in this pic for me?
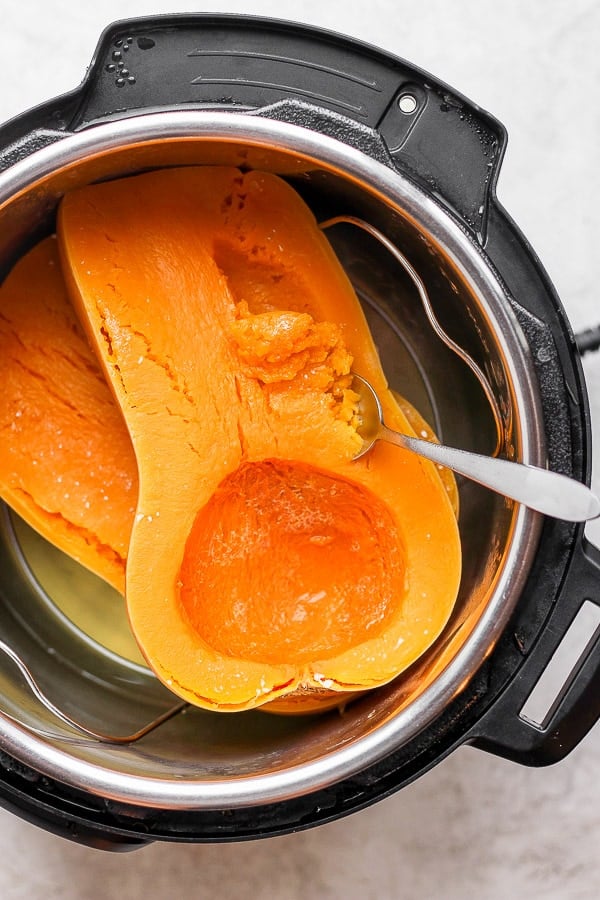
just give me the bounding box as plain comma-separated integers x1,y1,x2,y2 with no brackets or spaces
58,166,461,712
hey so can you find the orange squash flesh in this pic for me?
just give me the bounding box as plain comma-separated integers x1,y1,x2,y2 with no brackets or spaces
58,166,461,712
0,237,138,591
0,242,455,594
179,458,407,666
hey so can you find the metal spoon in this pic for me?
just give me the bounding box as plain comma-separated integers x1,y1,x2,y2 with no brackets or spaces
352,373,600,522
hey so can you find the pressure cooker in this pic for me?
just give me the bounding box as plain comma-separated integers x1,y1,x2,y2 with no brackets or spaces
0,14,598,850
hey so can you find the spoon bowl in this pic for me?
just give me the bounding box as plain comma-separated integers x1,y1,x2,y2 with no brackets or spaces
352,373,600,523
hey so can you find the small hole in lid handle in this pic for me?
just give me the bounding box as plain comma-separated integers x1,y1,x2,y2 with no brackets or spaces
398,93,418,114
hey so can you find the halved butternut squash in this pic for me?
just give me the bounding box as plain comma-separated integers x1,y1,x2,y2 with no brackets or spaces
58,166,461,712
0,237,138,592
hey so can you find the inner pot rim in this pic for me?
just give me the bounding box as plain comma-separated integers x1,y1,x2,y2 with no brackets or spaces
0,110,544,809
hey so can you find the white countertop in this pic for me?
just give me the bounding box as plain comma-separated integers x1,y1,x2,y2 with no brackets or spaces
0,1,598,897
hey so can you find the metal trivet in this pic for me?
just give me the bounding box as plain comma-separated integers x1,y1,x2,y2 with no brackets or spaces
319,216,503,455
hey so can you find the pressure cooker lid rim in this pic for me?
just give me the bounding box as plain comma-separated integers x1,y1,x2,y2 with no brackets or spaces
0,110,544,808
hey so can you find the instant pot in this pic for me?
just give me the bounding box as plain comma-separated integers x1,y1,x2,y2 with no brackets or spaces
0,14,598,850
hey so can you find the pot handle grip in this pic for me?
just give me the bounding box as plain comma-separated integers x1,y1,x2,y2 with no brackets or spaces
0,760,150,851
470,535,600,765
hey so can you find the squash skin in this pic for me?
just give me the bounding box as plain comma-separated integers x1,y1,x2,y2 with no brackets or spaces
58,166,462,712
0,237,137,591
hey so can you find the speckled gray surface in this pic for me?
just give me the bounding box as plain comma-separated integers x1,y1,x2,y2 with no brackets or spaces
0,1,598,897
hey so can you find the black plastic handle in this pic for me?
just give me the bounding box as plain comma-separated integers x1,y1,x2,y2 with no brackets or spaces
469,535,600,765
0,766,151,851
62,14,505,235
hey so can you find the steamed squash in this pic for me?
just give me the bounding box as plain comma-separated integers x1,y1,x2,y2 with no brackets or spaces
58,166,461,712
0,237,138,592
0,235,455,597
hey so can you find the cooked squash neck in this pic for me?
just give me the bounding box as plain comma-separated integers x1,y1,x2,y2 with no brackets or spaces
178,458,407,666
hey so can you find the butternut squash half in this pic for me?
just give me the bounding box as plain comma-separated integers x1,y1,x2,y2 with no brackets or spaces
0,237,137,592
58,166,461,712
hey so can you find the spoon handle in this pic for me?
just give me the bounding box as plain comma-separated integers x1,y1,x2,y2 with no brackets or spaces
379,425,600,522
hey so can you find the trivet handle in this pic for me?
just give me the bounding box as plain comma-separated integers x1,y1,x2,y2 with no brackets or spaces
469,535,600,765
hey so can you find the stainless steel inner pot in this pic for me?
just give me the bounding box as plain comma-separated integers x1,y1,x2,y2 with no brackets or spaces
0,111,544,809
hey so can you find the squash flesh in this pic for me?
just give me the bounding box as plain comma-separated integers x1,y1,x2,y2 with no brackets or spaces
179,458,407,666
0,237,137,591
56,166,461,711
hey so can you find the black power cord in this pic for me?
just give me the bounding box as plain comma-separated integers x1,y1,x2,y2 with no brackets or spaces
575,324,600,357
